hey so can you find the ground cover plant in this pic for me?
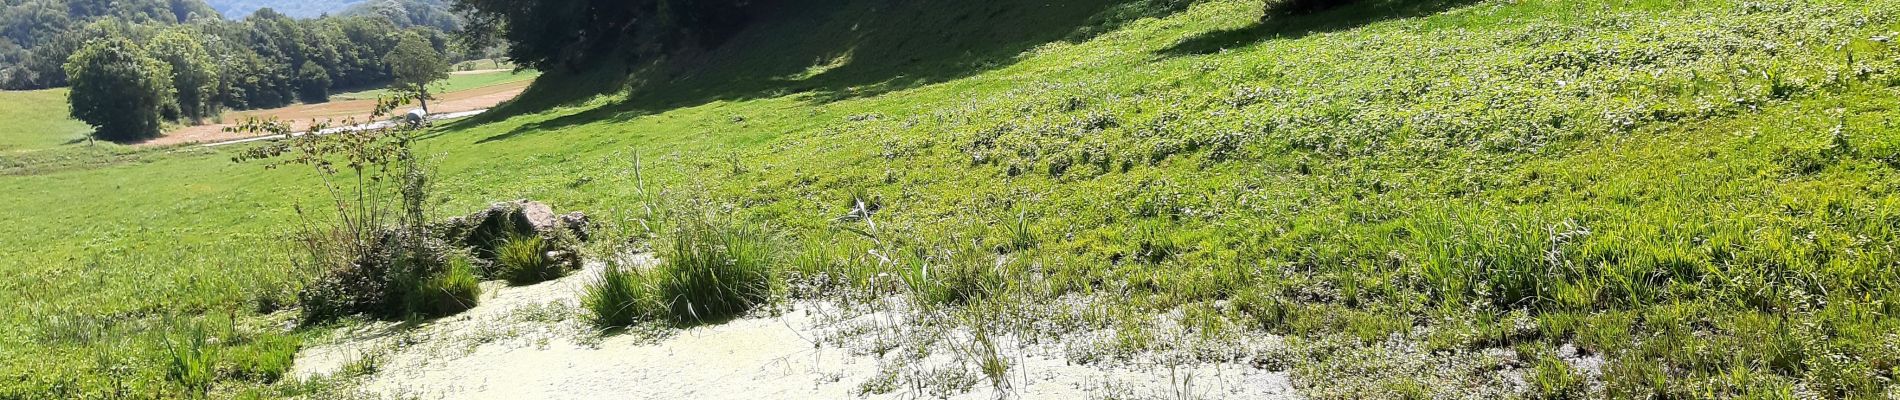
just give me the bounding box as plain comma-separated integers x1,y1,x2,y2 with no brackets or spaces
6,0,1900,397
0,89,92,151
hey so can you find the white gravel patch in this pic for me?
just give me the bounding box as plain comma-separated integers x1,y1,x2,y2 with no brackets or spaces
291,255,1301,399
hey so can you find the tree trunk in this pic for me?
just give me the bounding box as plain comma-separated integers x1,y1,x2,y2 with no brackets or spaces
419,88,431,114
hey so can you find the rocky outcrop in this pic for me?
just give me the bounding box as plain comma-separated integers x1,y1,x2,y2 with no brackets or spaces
437,199,590,275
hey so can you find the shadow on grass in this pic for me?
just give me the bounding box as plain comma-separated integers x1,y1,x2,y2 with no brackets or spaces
1157,0,1480,57
471,0,1199,144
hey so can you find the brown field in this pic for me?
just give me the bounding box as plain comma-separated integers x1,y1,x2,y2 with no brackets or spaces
147,79,530,146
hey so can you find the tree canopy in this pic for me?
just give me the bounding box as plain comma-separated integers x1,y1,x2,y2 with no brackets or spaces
64,36,174,142
148,29,220,123
451,0,753,71
385,32,446,112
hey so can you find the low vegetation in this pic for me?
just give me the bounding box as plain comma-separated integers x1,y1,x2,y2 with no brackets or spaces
495,233,564,285
8,0,1900,398
584,207,777,326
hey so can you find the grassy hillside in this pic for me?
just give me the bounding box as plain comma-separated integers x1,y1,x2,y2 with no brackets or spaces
6,0,1900,397
0,89,93,152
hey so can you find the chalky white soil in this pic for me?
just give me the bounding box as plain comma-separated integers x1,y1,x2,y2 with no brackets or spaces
291,255,1301,399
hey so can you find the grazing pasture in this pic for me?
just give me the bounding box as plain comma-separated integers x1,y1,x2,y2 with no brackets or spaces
5,0,1900,398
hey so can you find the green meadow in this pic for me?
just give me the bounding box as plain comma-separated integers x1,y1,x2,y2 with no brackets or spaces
330,68,541,100
5,0,1900,397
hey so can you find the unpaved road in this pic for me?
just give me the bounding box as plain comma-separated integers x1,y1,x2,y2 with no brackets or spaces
292,257,1301,399
145,79,529,147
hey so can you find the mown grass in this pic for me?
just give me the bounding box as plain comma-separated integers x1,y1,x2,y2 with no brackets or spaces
0,88,94,152
7,0,1900,397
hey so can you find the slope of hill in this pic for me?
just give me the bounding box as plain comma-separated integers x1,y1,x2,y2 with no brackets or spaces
4,0,1900,398
200,0,364,19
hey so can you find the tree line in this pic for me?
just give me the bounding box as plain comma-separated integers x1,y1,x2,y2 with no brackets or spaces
2,0,472,94
57,9,459,141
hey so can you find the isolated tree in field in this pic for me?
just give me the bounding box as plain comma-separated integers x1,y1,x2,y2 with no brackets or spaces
64,36,174,142
384,33,447,113
148,30,220,124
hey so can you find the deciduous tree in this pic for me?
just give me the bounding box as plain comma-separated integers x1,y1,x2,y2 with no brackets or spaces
148,29,220,123
64,35,173,142
384,32,446,113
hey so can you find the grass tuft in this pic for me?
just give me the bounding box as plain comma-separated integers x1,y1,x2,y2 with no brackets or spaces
653,217,776,323
583,259,657,328
496,234,567,285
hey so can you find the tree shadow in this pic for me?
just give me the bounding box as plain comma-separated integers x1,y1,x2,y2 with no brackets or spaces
472,0,1198,144
1157,0,1480,57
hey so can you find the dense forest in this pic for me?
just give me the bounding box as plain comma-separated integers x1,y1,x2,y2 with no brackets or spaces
201,0,363,19
1,0,475,108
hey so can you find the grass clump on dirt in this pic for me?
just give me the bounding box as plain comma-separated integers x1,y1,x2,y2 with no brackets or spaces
496,233,567,285
585,209,777,327
657,217,776,322
583,259,658,328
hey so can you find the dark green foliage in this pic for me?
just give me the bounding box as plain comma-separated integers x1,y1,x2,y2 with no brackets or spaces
452,0,753,71
384,32,446,111
341,0,462,31
297,230,471,324
0,0,218,89
581,214,776,327
402,255,482,317
147,29,220,123
1268,0,1358,15
63,35,172,142
294,60,330,103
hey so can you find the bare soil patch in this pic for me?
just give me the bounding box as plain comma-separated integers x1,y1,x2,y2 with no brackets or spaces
145,80,530,147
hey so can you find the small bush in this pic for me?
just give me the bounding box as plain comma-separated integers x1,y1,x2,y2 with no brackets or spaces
583,260,656,328
497,234,567,285
298,231,480,324
655,218,776,323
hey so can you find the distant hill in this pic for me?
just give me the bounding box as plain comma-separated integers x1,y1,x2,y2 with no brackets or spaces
201,0,366,19
339,0,460,30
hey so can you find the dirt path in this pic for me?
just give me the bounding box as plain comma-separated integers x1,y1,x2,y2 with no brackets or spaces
452,69,514,75
145,80,530,147
292,256,1302,399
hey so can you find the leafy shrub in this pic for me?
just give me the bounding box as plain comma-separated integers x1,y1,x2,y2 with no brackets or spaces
298,231,477,324
583,260,656,328
63,35,173,142
496,233,568,285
